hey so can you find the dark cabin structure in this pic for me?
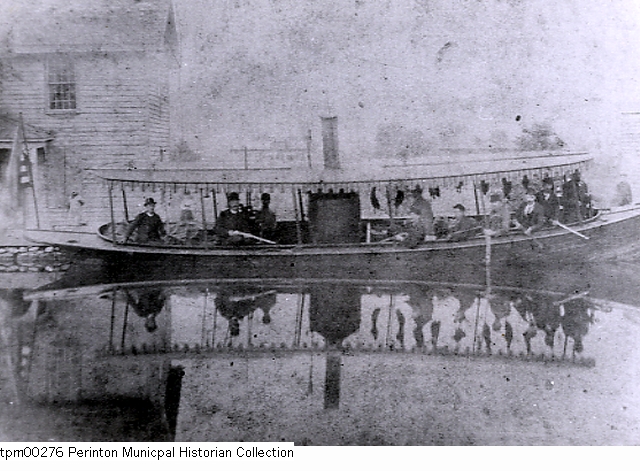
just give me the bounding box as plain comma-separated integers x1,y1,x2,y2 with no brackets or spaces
0,0,176,228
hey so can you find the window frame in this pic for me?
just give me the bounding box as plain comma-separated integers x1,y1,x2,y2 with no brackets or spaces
45,58,78,114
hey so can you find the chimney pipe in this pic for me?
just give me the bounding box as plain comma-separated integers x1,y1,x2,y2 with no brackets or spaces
321,116,340,170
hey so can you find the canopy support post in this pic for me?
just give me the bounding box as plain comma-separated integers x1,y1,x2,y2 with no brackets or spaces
211,190,218,224
297,189,306,222
122,185,129,222
108,182,117,245
473,183,481,216
385,185,395,231
292,187,303,244
108,288,116,354
121,301,129,354
200,188,208,248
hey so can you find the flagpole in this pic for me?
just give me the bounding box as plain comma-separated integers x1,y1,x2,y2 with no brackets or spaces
18,114,40,229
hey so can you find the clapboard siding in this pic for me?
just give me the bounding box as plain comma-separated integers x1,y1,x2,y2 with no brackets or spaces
1,51,170,218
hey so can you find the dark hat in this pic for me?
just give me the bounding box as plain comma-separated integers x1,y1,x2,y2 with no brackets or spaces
227,192,240,202
261,192,271,202
453,203,466,211
144,197,156,206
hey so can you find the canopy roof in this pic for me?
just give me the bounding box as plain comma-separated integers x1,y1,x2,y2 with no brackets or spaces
91,151,591,194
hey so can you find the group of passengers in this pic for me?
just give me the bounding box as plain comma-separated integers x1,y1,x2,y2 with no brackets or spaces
122,191,277,245
121,171,591,246
404,171,592,244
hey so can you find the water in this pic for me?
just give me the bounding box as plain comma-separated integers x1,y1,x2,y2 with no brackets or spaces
1,260,640,445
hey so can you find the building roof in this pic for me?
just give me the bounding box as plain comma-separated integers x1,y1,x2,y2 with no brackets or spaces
0,114,53,145
1,0,174,55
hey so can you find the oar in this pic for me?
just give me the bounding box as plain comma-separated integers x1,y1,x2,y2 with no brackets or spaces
380,232,408,243
228,290,278,303
553,291,590,306
552,220,590,240
231,230,277,244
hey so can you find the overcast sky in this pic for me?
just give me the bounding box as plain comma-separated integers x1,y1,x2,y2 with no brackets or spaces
169,0,640,164
2,0,640,168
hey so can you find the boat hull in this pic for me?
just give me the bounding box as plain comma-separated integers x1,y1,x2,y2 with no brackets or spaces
24,206,640,283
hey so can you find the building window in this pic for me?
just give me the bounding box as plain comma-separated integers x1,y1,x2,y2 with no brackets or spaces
47,61,76,111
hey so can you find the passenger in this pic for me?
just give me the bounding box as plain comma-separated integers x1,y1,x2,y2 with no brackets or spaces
396,186,434,247
214,192,253,244
484,193,512,237
123,197,166,244
514,189,545,236
406,186,436,245
561,171,590,223
170,192,200,242
447,204,479,241
254,193,277,240
536,177,560,224
573,171,593,219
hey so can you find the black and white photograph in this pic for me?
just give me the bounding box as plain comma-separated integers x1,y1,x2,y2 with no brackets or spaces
1,0,640,450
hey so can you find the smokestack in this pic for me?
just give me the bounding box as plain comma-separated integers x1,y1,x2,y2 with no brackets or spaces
321,116,340,170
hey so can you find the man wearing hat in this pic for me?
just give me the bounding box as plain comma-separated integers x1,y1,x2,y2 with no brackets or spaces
514,188,545,236
254,192,277,240
123,197,166,244
447,204,479,241
215,192,253,244
536,177,559,224
406,186,436,245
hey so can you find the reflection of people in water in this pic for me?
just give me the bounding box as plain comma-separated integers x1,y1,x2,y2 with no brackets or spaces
371,307,380,340
561,298,594,354
512,293,562,354
124,288,166,333
453,289,476,324
405,286,435,348
395,309,405,348
215,288,278,338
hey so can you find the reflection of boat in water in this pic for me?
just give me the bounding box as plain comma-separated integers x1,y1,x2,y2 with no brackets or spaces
24,278,599,364
6,276,640,444
24,153,640,278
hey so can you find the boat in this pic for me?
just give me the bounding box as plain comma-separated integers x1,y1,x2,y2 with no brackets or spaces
23,151,640,280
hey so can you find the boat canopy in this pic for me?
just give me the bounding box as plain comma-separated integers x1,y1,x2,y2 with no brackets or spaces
90,152,591,195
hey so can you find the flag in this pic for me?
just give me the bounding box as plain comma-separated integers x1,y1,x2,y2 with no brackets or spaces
7,120,32,209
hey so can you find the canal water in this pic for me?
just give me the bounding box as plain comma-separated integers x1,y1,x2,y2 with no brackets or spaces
1,258,639,445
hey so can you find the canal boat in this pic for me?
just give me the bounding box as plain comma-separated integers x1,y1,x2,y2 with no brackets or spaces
23,151,640,279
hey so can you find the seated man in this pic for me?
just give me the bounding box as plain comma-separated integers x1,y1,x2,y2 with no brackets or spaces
214,192,253,244
484,193,512,237
254,193,277,240
536,177,559,224
124,197,166,244
406,186,436,245
514,189,545,235
168,193,201,243
447,204,479,241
